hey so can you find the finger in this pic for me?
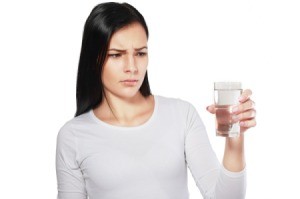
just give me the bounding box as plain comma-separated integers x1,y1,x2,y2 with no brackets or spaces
206,104,216,114
240,119,257,128
232,109,256,122
232,99,255,114
239,89,252,103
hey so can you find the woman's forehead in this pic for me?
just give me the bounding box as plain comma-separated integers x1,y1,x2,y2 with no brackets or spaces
108,23,147,50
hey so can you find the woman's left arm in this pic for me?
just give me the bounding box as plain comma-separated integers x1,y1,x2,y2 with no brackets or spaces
207,89,256,172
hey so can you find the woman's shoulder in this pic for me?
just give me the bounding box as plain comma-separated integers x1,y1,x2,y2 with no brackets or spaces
57,110,93,137
155,95,199,124
155,94,193,109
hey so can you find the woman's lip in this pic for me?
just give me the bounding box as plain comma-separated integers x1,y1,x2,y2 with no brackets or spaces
121,80,138,86
122,80,138,82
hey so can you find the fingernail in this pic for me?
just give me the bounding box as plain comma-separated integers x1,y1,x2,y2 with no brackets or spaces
239,96,245,101
232,106,239,113
240,121,246,127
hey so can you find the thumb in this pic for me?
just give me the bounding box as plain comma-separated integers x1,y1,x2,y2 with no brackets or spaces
206,104,216,114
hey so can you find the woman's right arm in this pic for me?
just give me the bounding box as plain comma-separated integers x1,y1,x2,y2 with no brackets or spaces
56,123,87,199
184,102,246,199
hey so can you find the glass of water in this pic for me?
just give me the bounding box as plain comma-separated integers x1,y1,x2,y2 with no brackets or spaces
214,82,242,137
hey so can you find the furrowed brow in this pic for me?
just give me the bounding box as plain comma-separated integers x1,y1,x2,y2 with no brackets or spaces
107,46,147,52
107,48,126,53
134,46,148,51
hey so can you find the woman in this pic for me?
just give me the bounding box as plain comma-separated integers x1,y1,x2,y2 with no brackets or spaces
56,2,256,199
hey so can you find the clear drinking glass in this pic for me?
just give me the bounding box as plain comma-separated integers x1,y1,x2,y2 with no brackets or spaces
214,82,242,137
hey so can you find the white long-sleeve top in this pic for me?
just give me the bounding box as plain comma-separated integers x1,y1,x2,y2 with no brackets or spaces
56,95,246,199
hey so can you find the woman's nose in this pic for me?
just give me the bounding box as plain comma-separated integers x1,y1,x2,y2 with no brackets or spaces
124,55,138,74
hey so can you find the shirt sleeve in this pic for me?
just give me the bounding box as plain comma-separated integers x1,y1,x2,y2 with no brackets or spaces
184,102,246,199
55,123,87,199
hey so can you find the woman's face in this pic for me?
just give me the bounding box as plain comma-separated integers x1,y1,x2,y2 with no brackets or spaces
101,22,148,100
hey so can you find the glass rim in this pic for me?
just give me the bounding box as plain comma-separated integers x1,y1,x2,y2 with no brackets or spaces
214,82,242,90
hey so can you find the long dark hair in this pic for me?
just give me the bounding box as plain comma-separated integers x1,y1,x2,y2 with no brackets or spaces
74,2,152,117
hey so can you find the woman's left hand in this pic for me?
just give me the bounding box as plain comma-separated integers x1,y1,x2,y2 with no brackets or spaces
206,89,256,134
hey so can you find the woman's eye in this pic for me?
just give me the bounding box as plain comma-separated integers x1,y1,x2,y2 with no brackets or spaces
108,54,122,58
137,52,147,57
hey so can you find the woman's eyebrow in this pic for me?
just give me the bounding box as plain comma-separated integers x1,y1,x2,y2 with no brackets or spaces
134,46,147,51
108,46,148,52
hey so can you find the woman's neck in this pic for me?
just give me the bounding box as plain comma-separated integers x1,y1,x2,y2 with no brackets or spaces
93,93,154,126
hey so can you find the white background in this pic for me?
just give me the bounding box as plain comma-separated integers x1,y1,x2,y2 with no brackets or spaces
0,0,299,198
